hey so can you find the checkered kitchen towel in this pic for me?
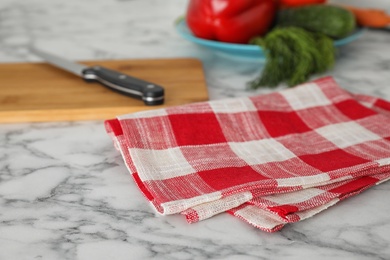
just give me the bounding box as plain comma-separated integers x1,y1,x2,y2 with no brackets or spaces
105,77,390,232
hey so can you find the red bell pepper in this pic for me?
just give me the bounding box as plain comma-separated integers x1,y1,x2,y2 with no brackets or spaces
186,0,277,44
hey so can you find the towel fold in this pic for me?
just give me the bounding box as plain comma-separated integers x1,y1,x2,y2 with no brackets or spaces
105,77,390,232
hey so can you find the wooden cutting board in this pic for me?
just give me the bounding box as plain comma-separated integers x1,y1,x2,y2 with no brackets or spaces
0,58,209,123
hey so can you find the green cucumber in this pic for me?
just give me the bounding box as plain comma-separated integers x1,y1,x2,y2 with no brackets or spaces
277,5,356,39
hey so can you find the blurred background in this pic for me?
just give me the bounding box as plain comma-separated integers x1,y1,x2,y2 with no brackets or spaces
0,0,389,99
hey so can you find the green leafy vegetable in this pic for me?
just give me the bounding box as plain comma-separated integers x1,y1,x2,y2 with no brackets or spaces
248,27,335,89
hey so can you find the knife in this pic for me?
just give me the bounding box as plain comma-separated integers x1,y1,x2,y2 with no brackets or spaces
30,47,164,106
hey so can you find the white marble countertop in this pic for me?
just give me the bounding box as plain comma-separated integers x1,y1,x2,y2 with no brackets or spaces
1,0,390,259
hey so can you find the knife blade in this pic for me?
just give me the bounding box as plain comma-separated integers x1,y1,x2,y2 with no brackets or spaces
30,47,164,106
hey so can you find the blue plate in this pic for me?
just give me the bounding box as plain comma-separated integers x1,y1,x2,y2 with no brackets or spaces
175,19,365,60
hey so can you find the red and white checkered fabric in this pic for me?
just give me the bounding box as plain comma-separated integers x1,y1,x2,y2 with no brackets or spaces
105,77,390,232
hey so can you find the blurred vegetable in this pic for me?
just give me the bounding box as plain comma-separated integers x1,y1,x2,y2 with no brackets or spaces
278,0,326,8
249,27,335,88
277,5,356,39
186,0,277,44
343,5,390,28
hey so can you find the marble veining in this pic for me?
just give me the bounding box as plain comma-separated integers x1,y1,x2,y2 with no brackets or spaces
0,0,390,259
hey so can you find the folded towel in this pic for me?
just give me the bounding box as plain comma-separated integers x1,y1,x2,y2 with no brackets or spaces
105,77,390,232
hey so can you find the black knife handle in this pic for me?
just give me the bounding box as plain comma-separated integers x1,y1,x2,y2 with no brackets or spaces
82,66,164,106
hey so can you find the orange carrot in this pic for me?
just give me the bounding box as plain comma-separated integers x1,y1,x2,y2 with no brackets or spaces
344,5,390,28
